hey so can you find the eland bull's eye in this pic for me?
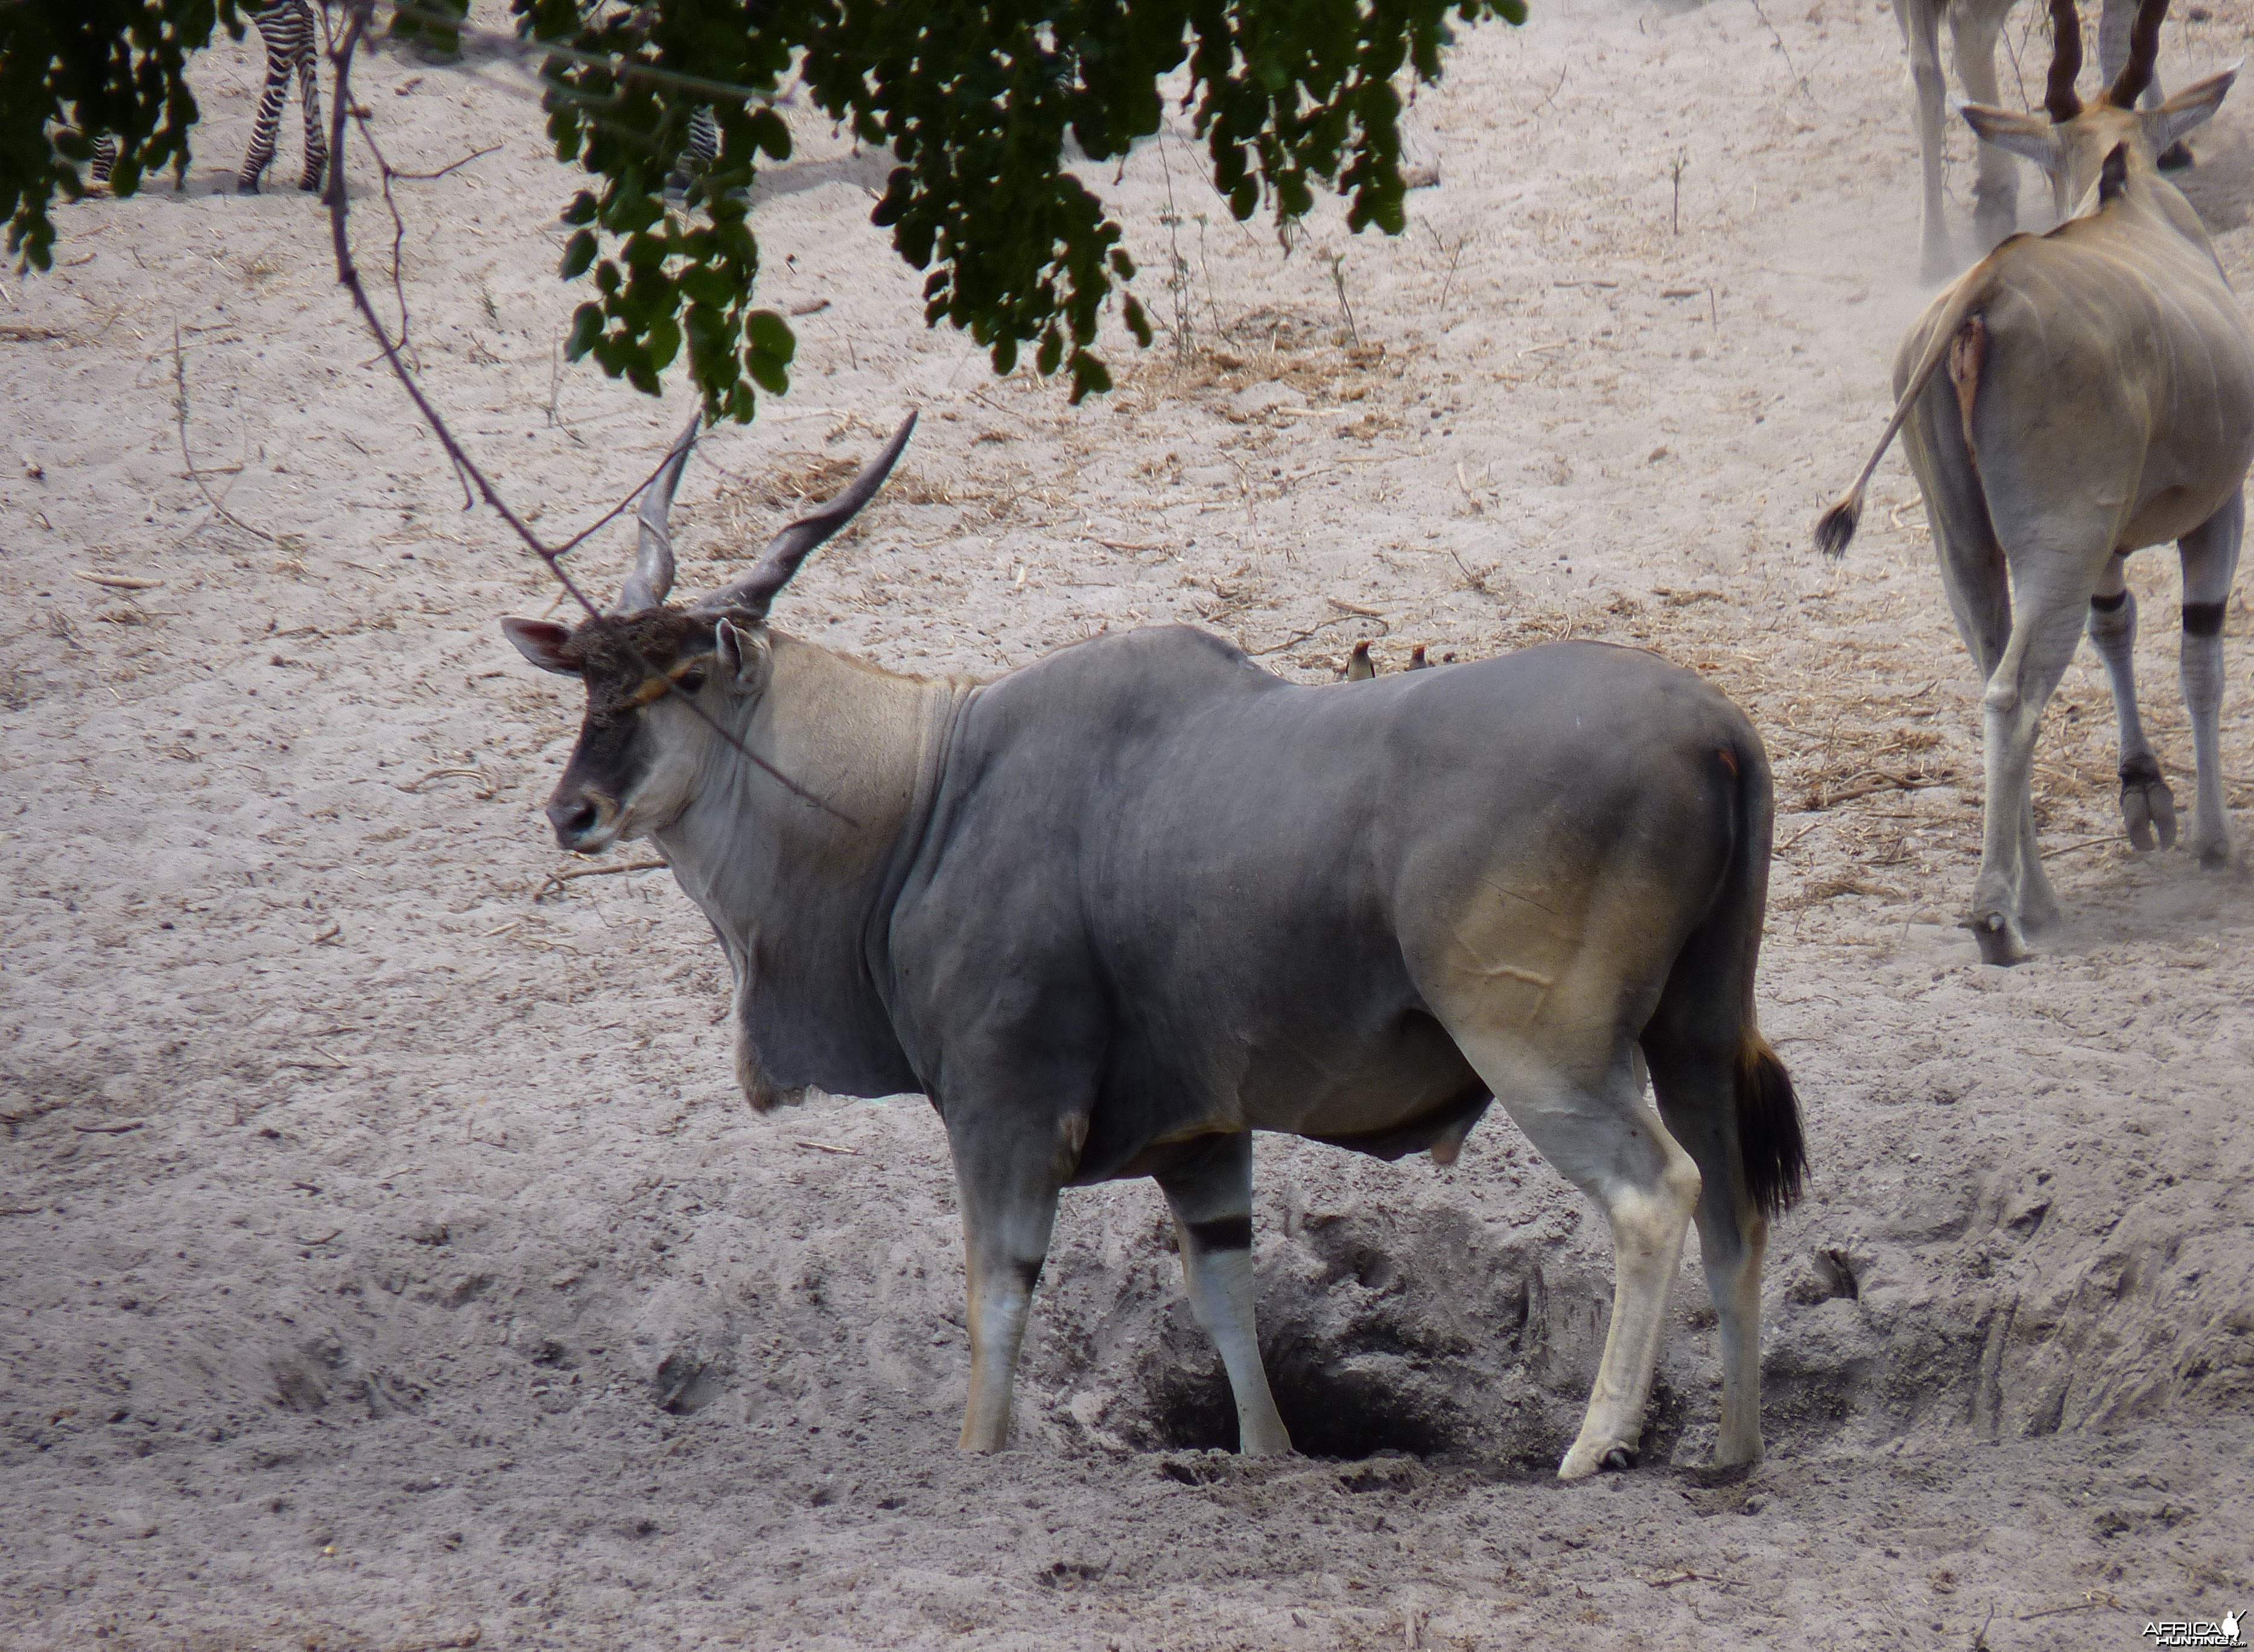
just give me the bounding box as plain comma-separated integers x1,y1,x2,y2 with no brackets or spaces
676,669,706,695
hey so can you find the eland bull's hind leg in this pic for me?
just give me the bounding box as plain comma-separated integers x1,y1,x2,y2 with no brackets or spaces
947,1106,1069,1452
1443,1033,1701,1478
2180,491,2244,869
1154,1131,1292,1455
2087,556,2179,852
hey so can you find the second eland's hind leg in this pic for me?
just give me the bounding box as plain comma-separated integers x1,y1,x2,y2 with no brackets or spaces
1154,1131,1292,1455
2087,557,2179,852
2179,490,2243,869
1970,542,2101,963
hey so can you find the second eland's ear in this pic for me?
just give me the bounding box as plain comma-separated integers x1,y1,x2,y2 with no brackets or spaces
501,617,578,675
714,619,772,692
1959,104,2057,167
2145,63,2239,153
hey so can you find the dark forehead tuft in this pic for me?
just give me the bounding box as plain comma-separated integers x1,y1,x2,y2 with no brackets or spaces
560,611,715,715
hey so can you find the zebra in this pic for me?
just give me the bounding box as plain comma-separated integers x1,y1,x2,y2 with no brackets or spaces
87,0,326,195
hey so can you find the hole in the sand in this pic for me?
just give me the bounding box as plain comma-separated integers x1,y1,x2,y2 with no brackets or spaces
652,1352,726,1414
1144,1334,1454,1459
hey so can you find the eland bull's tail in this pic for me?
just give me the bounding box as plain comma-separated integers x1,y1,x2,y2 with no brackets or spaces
1724,726,1805,1219
1736,1029,1805,1219
1815,265,1998,563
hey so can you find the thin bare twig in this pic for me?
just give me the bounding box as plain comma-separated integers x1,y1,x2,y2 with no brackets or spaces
388,144,502,183
173,321,280,546
533,859,670,902
319,7,849,823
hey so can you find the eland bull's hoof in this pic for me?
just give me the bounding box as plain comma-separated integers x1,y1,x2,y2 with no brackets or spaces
2121,771,2179,852
1558,1438,1639,1480
2197,840,2233,873
1969,910,2029,967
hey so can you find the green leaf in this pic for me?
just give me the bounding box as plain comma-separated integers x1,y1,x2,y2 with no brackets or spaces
564,303,603,361
746,309,796,365
749,350,789,396
560,229,597,280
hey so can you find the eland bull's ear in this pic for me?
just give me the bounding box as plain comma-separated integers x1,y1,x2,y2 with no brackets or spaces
501,618,577,675
2147,64,2239,154
714,618,772,692
1960,104,2057,167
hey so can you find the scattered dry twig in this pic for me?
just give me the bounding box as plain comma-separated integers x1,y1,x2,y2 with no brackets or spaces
533,859,670,902
172,321,279,546
71,571,163,590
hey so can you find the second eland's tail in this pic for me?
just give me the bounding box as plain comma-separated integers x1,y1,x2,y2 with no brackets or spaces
1815,265,1998,563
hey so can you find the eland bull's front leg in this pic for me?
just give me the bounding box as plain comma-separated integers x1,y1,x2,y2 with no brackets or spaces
948,1103,1071,1452
1154,1131,1292,1455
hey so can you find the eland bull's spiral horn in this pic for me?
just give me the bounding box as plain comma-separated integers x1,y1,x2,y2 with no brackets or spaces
614,413,703,614
690,411,919,620
2107,0,2169,109
2047,0,2086,122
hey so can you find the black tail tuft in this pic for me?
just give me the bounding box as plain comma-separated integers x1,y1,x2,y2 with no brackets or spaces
1813,497,1861,563
1736,1032,1806,1219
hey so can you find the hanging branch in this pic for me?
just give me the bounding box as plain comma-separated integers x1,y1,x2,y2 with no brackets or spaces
318,1,849,821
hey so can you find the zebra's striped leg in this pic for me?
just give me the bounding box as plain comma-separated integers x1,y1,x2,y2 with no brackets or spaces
297,56,328,193
241,0,315,194
89,136,118,188
240,65,291,192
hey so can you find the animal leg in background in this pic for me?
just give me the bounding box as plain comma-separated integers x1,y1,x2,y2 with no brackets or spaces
1896,0,1957,281
1153,1131,1292,1455
239,1,319,194
2178,490,2243,868
2086,557,2177,851
1949,0,2022,245
294,37,328,194
946,1095,1069,1452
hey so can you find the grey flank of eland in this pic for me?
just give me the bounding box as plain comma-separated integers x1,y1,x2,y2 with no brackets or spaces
503,414,1808,1478
1818,0,2253,966
1892,0,2189,283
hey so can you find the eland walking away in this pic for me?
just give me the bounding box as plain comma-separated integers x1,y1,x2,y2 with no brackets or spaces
1818,0,2253,964
504,414,1806,1475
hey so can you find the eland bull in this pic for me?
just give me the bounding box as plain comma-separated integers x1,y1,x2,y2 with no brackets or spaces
1819,0,2252,965
503,414,1806,1475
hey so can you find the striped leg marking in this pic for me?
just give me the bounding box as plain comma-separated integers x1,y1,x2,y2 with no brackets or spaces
1157,1133,1291,1455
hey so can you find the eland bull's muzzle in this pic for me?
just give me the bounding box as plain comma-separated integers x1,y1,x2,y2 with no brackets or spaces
545,780,620,854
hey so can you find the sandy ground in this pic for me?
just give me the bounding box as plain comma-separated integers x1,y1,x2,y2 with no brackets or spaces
7,0,2254,1645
